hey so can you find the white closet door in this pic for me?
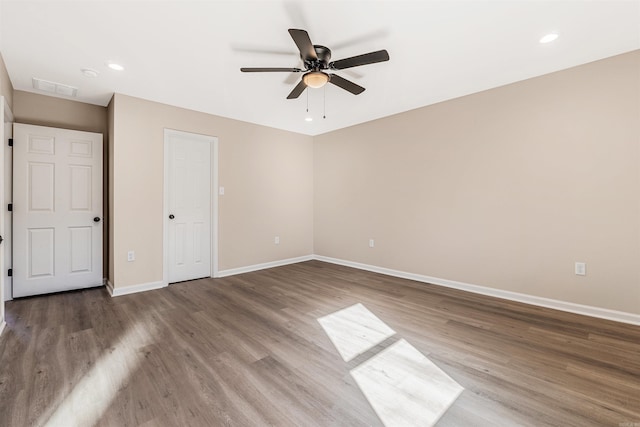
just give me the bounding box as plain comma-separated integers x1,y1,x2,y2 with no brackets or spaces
13,124,103,297
167,130,211,283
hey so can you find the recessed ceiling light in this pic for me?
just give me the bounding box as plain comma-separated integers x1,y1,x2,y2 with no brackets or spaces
305,117,313,122
81,68,99,78
539,33,558,44
107,62,124,71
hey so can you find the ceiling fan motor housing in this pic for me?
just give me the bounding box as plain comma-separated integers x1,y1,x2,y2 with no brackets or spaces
308,45,331,69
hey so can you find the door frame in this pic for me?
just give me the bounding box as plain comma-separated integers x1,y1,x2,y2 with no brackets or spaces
163,128,219,286
0,96,14,334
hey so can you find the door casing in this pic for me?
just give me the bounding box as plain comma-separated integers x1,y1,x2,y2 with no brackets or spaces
0,96,12,331
2,98,12,304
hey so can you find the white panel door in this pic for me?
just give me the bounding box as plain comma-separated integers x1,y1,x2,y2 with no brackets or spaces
13,124,103,297
167,130,211,283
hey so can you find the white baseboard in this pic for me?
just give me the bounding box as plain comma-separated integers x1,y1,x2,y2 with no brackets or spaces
0,320,5,336
106,280,114,296
106,279,166,297
313,255,640,326
101,254,639,326
105,255,313,295
217,255,314,278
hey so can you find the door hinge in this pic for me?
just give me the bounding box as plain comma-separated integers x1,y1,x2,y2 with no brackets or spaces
7,203,12,212
8,138,13,147
7,269,12,277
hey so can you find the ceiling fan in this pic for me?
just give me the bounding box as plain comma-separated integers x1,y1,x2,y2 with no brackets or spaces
241,29,390,99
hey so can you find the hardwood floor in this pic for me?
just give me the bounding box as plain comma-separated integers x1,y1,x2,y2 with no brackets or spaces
0,260,639,426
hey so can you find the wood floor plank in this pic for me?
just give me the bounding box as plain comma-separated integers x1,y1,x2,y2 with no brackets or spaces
0,260,638,426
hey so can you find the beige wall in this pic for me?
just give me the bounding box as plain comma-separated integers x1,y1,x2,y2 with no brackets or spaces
0,53,12,108
13,90,107,135
5,50,637,316
110,94,314,289
314,51,640,314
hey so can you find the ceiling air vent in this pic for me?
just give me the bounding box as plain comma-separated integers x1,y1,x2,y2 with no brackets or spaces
32,77,78,97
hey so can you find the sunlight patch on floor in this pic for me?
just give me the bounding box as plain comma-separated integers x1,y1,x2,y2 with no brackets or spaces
351,338,464,427
39,321,154,427
319,304,463,427
317,303,395,362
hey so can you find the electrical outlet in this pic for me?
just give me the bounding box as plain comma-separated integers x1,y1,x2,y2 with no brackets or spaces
575,262,586,276
275,236,280,245
127,251,135,262
219,186,225,196
369,239,375,248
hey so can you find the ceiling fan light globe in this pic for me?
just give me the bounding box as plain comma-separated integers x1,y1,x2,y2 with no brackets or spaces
303,71,329,88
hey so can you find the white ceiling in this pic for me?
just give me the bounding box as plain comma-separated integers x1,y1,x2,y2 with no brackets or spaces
1,1,639,136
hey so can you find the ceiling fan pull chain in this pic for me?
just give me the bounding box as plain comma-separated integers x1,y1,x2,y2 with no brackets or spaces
306,89,309,113
323,85,326,119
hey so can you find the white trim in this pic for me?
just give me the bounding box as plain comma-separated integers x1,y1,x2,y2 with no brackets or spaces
107,280,166,297
313,255,640,326
0,97,13,321
106,280,114,296
217,255,314,278
0,320,5,336
163,132,169,287
211,137,219,278
163,129,219,286
105,254,639,325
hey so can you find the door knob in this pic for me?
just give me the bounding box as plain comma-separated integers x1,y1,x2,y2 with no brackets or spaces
0,235,3,244
93,217,101,222
169,214,175,219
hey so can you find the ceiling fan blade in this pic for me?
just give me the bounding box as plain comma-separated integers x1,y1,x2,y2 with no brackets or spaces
231,44,297,56
329,74,364,95
331,29,389,50
329,74,365,95
288,29,318,62
329,50,389,70
241,67,303,72
287,79,307,99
